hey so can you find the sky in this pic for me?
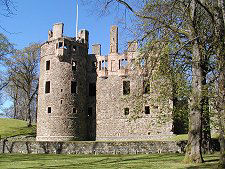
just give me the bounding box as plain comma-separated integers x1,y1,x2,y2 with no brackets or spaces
1,0,131,55
0,0,134,115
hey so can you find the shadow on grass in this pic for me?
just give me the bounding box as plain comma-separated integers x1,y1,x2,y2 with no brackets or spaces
0,153,219,169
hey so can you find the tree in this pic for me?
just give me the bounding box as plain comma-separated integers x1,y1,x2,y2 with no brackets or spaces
5,43,40,127
84,0,219,163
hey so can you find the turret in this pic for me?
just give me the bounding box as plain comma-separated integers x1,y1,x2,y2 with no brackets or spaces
110,25,118,53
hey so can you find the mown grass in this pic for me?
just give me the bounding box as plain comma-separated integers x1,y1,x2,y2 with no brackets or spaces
0,118,36,139
0,153,219,169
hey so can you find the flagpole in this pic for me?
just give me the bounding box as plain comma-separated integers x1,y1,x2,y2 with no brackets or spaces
76,0,79,40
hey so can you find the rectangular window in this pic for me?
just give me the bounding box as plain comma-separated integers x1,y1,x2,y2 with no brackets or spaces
48,107,51,113
143,80,150,94
73,45,76,51
45,81,50,93
73,108,77,114
72,61,77,71
99,61,102,70
123,81,130,95
46,60,50,70
124,108,129,115
88,107,93,117
89,83,96,96
145,106,150,114
58,42,63,48
71,81,77,94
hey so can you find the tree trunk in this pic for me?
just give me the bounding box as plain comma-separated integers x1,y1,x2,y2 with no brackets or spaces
27,103,32,127
214,1,225,167
201,65,211,153
184,0,204,163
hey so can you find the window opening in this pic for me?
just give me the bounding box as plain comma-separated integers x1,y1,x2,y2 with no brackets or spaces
73,108,77,114
45,81,50,93
89,83,96,96
123,81,130,95
124,108,129,115
58,42,63,48
46,60,50,70
143,80,150,94
48,107,51,113
145,106,150,114
120,59,128,69
71,81,77,94
72,61,77,71
99,61,102,70
88,107,93,117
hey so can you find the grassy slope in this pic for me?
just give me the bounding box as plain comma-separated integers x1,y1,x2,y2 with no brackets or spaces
0,153,219,169
0,118,36,139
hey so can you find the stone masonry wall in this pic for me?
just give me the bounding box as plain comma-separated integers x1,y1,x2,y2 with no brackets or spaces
0,140,187,154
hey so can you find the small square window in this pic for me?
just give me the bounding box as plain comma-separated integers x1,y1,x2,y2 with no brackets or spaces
46,60,50,70
124,108,129,115
73,108,77,114
48,107,51,113
145,106,150,114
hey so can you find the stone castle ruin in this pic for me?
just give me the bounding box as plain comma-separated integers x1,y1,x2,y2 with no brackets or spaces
36,23,173,141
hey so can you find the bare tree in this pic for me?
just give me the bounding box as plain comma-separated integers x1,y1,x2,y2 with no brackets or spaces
5,43,40,127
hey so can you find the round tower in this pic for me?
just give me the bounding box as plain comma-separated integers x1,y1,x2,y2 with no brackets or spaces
36,23,89,141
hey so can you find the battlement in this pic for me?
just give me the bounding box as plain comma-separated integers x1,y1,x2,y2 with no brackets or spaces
47,23,89,45
92,26,139,78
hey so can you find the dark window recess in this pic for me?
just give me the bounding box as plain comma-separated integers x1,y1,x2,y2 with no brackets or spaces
99,61,102,70
88,107,93,117
60,100,63,104
73,45,76,51
71,81,77,94
45,81,50,93
48,107,51,113
124,108,129,115
72,61,77,71
61,89,63,92
73,108,77,114
145,106,150,114
123,81,130,95
143,80,150,94
58,42,63,48
89,83,96,96
46,60,50,70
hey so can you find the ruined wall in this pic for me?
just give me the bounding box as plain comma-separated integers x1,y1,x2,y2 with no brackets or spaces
95,25,173,141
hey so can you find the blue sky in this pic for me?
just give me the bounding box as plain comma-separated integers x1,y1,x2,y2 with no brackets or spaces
1,0,131,55
0,0,134,114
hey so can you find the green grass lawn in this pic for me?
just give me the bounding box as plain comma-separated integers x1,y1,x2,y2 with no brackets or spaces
0,118,36,139
0,153,219,169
